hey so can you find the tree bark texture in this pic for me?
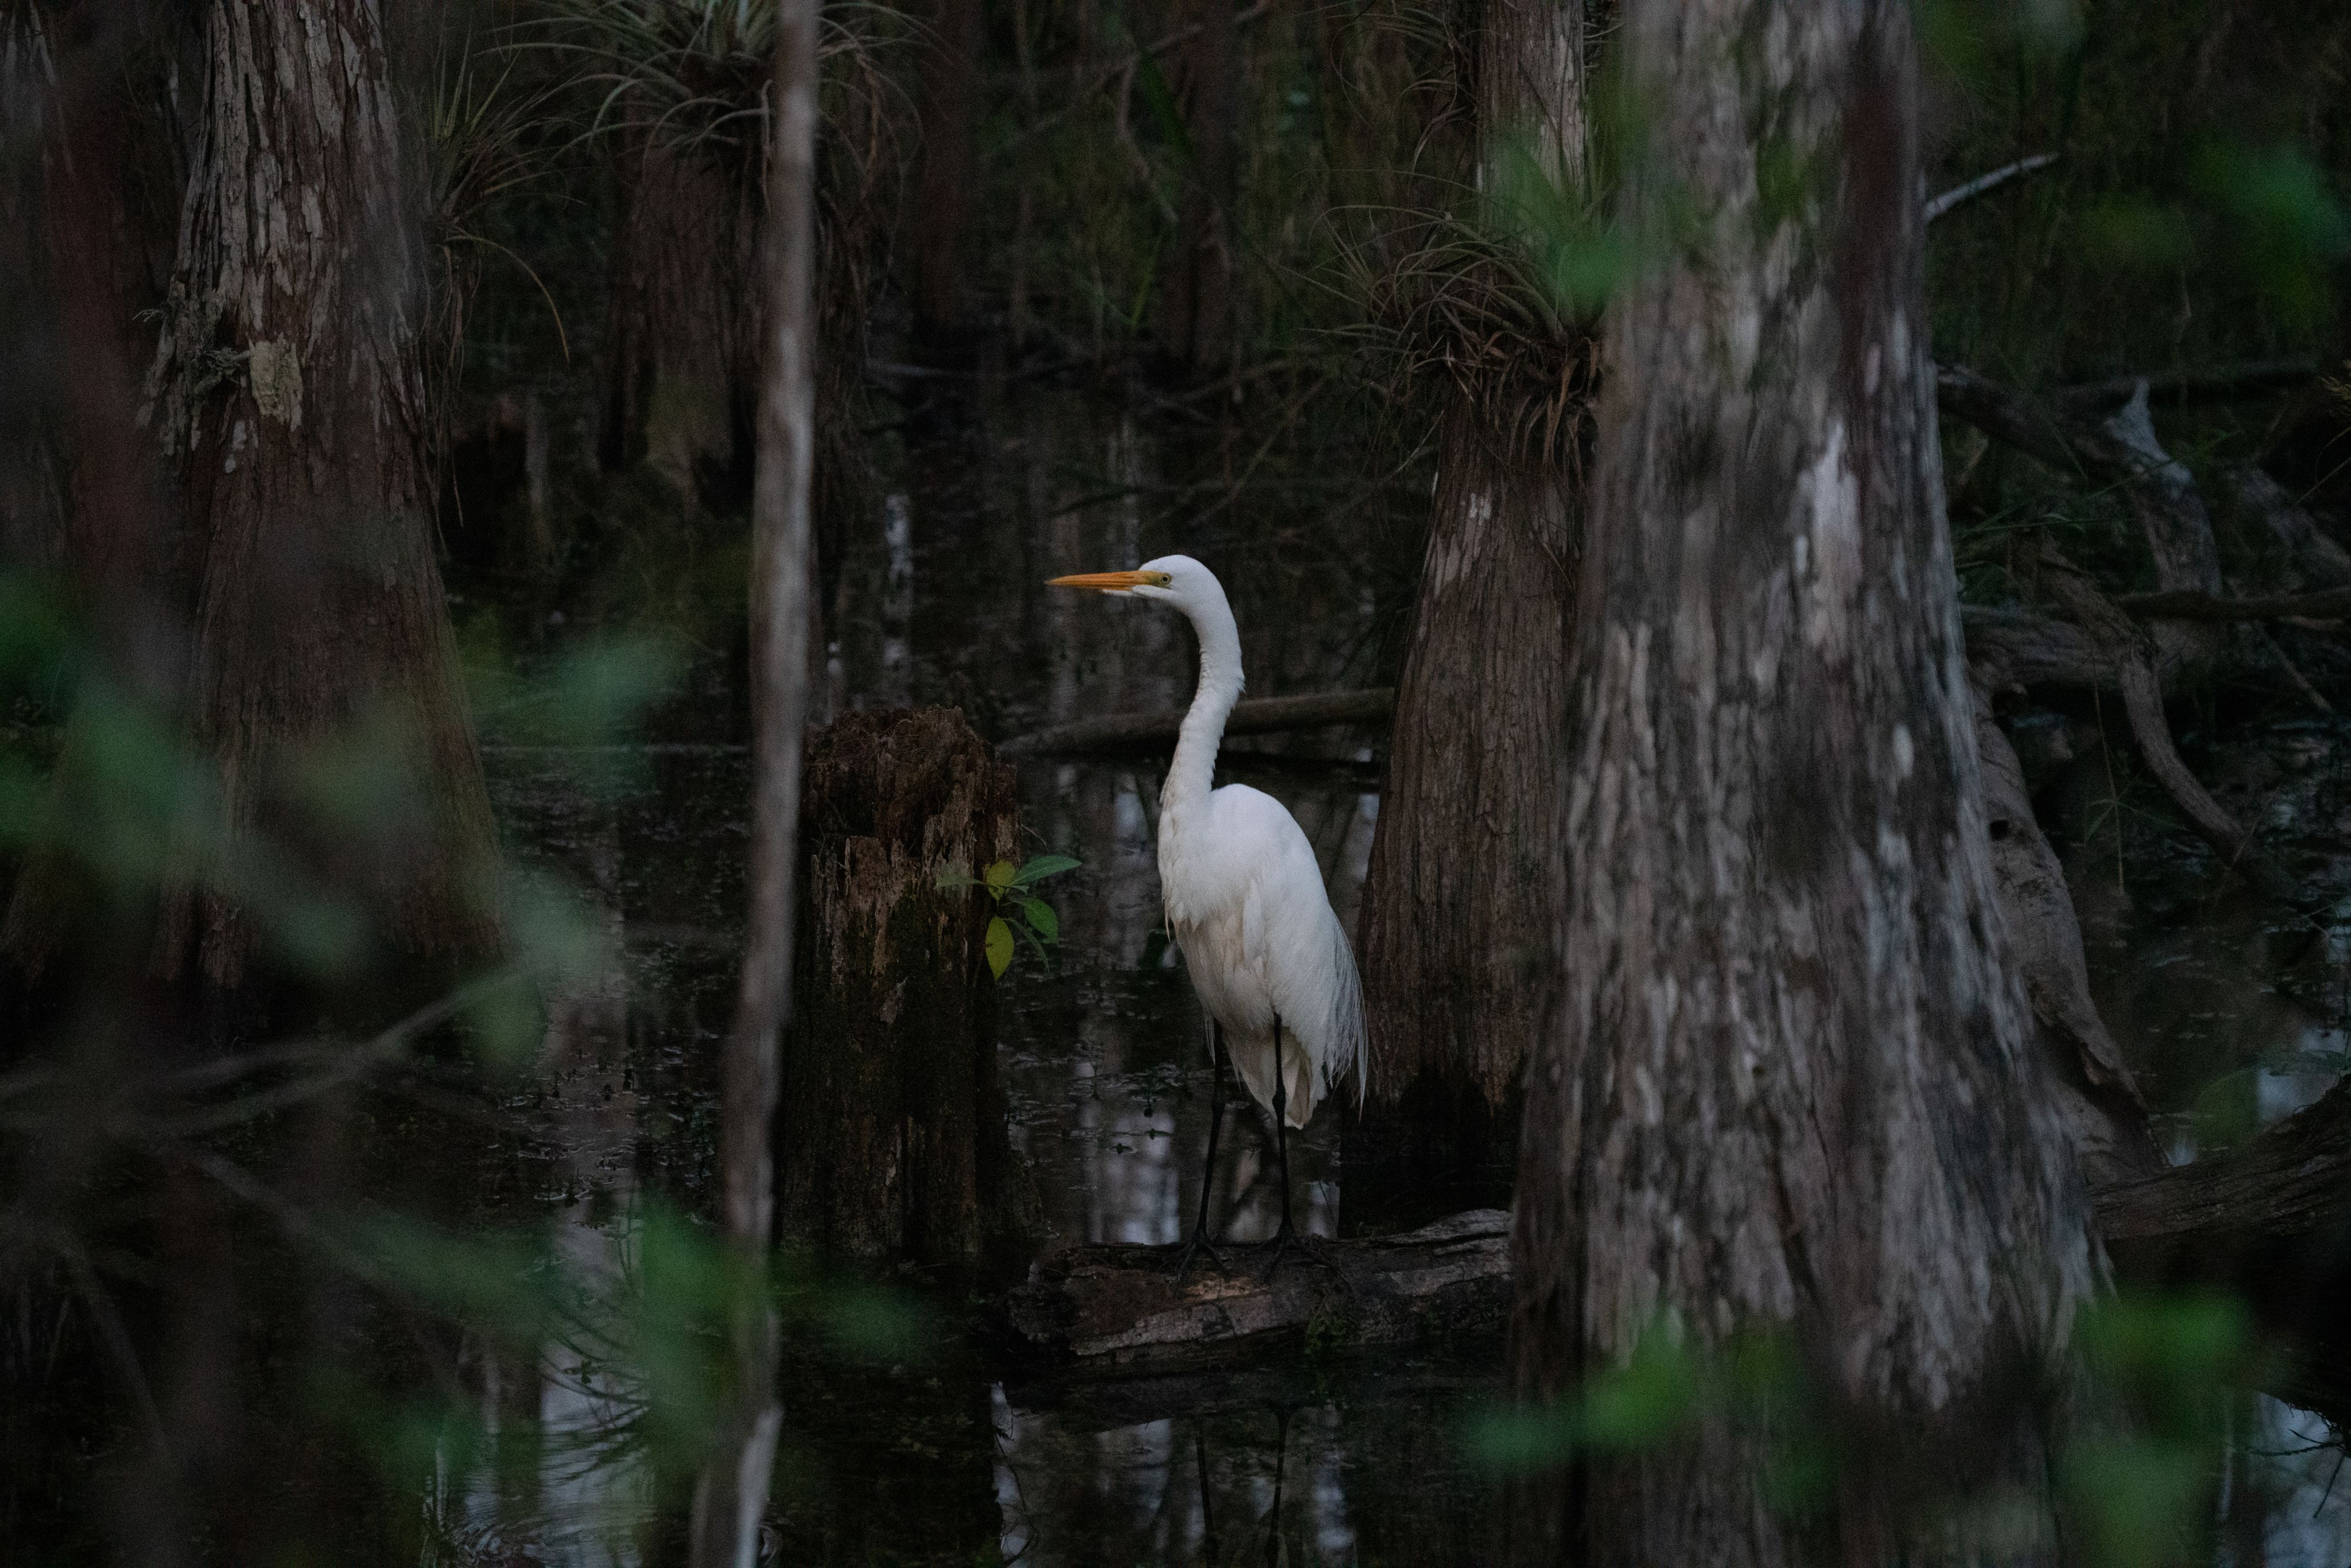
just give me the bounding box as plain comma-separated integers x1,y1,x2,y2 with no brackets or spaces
1510,7,2096,1563
1355,417,1577,1214
1155,0,1239,370
1354,0,1588,1211
139,0,498,991
778,707,1020,1266
689,9,821,1562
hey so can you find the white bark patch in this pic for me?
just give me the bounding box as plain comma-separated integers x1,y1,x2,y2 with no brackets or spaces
1426,489,1491,597
1802,421,1860,649
248,338,303,427
1892,722,1914,781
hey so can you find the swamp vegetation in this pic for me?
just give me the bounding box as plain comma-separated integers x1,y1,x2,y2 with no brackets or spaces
3,0,2351,1563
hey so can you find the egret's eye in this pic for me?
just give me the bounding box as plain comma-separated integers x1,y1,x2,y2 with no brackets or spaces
1146,572,1173,587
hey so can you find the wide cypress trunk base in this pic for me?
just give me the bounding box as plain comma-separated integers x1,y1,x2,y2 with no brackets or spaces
777,707,1022,1267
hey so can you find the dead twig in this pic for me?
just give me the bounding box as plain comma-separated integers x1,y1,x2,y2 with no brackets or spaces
1924,153,2055,222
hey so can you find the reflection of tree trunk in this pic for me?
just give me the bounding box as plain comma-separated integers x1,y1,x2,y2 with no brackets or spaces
139,0,498,992
906,0,981,346
770,1356,1003,1563
1353,0,1588,1217
1510,4,2094,1561
1157,0,1237,371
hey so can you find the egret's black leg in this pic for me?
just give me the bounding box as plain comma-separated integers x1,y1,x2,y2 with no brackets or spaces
1173,1022,1229,1281
1259,1018,1351,1287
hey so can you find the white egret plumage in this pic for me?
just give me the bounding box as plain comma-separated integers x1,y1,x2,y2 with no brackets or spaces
1047,556,1366,1271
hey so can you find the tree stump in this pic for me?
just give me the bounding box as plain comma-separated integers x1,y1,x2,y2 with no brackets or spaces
778,707,1020,1266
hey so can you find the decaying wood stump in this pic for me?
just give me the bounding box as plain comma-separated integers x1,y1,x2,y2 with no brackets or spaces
1002,1210,1510,1371
778,707,1020,1266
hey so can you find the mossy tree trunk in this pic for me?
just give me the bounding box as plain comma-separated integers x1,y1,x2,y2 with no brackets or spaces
135,0,498,993
1352,0,1589,1218
778,706,1021,1266
1508,4,2094,1561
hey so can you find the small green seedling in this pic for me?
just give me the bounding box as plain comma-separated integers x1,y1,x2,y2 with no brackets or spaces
938,853,1080,978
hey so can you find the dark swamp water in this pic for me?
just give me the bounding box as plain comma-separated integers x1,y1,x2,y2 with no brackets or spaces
20,381,2351,1566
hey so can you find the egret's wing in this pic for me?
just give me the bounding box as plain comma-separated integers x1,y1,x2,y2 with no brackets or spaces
1216,786,1368,1109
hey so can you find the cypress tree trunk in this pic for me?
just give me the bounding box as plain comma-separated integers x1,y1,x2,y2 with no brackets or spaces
1509,4,2095,1561
778,707,1020,1266
141,0,499,991
1353,0,1588,1214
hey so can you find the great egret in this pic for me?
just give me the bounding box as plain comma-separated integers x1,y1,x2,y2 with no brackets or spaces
1047,556,1366,1272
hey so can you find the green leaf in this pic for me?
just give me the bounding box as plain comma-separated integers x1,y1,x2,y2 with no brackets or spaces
1012,853,1081,887
984,859,1017,895
1019,898,1058,944
985,916,1013,979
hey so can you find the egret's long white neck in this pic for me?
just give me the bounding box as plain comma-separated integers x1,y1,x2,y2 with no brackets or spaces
1162,587,1244,821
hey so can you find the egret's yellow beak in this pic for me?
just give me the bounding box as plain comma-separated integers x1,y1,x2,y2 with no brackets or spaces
1046,569,1167,592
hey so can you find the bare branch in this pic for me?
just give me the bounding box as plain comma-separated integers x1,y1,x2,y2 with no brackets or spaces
1924,153,2055,222
2039,547,2298,903
2056,359,2318,411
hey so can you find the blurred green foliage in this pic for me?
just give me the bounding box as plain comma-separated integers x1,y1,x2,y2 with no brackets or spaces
1460,1293,2310,1565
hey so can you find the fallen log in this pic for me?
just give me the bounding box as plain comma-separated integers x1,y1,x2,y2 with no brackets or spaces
2096,1078,2351,1427
1000,1155,2351,1431
1000,687,1396,756
1002,1209,1509,1371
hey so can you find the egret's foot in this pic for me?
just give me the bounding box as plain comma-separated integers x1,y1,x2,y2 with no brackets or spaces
1256,1226,1351,1291
1171,1230,1227,1284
